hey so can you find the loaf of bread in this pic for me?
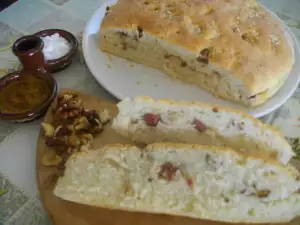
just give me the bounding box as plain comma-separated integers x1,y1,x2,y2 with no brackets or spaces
112,96,294,165
99,0,294,106
54,143,300,223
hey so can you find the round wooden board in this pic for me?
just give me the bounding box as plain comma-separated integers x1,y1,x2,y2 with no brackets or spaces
36,89,300,225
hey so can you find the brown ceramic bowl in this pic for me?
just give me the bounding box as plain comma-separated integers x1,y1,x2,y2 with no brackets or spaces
0,71,57,122
34,29,78,73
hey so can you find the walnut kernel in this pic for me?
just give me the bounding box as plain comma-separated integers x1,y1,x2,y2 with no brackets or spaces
42,150,63,166
41,123,54,137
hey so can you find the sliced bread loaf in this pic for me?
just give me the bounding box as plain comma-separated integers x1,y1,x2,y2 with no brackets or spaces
99,0,294,106
112,97,294,165
54,143,300,223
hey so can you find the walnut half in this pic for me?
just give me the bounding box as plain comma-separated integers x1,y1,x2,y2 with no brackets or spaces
41,123,55,137
99,108,111,124
42,150,63,167
73,116,91,131
83,110,104,133
53,93,83,121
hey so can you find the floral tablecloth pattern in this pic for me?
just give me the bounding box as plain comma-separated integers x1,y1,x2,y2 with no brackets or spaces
0,0,300,224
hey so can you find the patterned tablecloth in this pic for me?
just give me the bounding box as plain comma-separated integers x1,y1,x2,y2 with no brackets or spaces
0,0,300,224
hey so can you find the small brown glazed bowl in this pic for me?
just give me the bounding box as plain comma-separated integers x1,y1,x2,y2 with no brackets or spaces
34,29,78,73
0,71,57,123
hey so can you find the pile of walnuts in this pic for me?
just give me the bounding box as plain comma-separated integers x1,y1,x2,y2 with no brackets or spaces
41,92,110,167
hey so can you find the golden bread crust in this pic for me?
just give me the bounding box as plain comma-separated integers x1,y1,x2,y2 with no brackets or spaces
101,0,294,95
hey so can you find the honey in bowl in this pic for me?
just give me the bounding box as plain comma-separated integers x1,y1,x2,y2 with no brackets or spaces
0,34,57,121
0,74,51,114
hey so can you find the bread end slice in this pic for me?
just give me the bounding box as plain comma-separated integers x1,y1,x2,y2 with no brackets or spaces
54,143,300,224
112,97,294,165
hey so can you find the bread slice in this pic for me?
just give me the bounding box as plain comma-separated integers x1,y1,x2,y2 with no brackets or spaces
99,0,294,106
112,96,294,165
54,143,300,223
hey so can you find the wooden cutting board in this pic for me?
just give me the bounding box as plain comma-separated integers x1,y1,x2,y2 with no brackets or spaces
36,89,300,225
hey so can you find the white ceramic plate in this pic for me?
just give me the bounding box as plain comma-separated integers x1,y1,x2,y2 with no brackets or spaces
83,0,300,118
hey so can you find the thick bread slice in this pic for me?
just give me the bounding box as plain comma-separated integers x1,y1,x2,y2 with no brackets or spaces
54,143,300,224
99,0,295,106
112,97,294,165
